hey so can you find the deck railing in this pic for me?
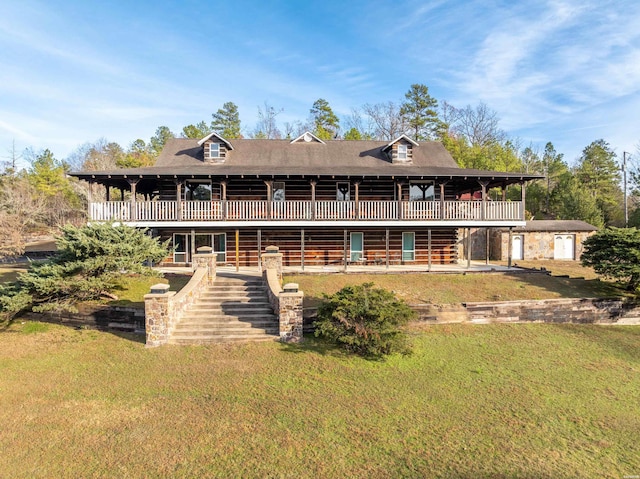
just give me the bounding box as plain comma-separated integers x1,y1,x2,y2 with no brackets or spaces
88,200,523,222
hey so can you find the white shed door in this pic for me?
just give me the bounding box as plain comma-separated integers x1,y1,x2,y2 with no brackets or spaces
554,234,575,260
512,235,524,260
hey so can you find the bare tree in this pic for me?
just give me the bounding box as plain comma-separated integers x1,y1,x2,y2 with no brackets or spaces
361,102,405,141
252,102,283,139
444,102,505,147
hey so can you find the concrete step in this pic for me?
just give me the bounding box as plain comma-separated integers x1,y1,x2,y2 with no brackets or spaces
198,292,268,301
175,318,278,328
184,306,274,315
172,325,279,335
167,334,278,345
190,300,272,308
197,295,269,303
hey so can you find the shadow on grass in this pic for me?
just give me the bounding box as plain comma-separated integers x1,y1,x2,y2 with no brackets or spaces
279,334,394,362
549,323,640,365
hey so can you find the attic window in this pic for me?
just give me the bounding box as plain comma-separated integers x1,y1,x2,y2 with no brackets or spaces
208,143,220,159
398,144,408,160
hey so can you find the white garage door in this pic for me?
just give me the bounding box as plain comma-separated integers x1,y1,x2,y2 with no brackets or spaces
554,234,575,260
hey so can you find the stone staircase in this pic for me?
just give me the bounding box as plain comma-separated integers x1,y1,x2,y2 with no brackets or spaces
168,273,279,345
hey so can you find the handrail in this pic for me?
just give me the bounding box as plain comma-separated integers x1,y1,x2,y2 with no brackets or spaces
90,200,524,222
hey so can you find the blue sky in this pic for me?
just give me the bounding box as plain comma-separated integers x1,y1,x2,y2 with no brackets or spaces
1,0,639,170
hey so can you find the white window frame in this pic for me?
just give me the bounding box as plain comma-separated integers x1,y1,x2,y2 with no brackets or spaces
208,142,220,159
398,144,408,160
350,232,364,262
402,232,415,262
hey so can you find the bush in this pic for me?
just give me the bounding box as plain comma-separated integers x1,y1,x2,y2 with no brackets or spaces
314,282,416,358
581,227,640,291
0,222,170,318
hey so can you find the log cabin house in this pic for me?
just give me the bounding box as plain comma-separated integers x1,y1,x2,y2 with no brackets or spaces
71,132,541,269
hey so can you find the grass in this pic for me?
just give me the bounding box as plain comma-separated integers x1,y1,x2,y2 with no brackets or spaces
285,265,624,308
108,273,192,307
0,321,638,478
0,264,27,283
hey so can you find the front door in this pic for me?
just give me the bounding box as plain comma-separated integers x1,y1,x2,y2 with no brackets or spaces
512,234,524,260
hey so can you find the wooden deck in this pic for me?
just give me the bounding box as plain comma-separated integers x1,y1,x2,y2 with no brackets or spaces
89,200,523,223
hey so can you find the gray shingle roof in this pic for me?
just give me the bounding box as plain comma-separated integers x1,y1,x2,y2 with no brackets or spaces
70,137,543,182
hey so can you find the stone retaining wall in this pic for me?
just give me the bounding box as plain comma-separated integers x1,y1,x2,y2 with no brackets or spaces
21,304,144,331
303,298,640,328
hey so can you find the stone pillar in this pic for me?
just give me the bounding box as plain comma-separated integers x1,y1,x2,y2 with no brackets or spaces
193,246,216,285
261,245,283,281
279,283,304,343
144,284,175,347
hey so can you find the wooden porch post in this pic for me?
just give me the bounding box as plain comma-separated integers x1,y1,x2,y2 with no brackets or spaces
175,180,182,221
396,182,403,220
301,229,305,271
385,228,390,269
221,180,227,220
521,181,527,220
264,180,273,220
120,188,124,201
310,180,316,220
105,185,110,202
479,180,489,220
128,179,139,221
354,181,360,220
439,182,447,220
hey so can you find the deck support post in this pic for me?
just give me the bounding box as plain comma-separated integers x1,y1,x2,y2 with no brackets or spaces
485,228,490,265
385,228,390,269
508,227,513,268
343,229,348,272
466,227,471,269
235,229,240,272
257,229,262,271
301,228,305,271
428,229,432,272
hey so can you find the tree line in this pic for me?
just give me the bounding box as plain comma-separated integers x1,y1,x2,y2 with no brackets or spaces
1,83,639,257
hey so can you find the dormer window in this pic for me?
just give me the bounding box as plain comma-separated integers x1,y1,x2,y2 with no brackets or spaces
382,135,418,164
208,142,220,159
398,144,408,160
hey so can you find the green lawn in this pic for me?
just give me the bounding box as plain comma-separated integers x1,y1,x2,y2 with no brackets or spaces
1,322,639,478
